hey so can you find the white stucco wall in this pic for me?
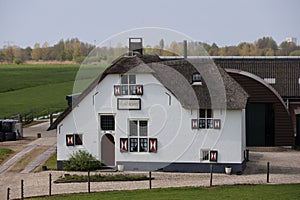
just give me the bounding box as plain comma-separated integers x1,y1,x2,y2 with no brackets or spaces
57,73,246,165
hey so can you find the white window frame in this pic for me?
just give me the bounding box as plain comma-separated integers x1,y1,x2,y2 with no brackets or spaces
120,74,137,95
128,119,149,153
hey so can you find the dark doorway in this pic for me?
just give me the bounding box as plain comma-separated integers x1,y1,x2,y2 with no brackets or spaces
246,103,274,146
296,115,300,146
101,134,115,166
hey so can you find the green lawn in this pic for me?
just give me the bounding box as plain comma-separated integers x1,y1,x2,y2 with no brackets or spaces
0,64,106,118
31,184,300,200
0,148,13,164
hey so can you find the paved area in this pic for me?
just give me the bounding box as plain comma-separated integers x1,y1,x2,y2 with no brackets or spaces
0,121,300,199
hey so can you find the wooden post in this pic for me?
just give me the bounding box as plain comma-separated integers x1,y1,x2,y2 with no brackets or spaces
21,179,24,200
49,173,52,196
88,171,91,193
7,187,10,200
50,113,53,125
149,171,152,189
267,162,270,183
210,164,213,187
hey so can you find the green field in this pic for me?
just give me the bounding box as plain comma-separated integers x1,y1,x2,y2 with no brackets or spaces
0,64,105,119
31,184,300,200
0,148,13,163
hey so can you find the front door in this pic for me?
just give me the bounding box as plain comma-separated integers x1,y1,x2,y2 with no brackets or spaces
101,134,115,166
99,114,116,166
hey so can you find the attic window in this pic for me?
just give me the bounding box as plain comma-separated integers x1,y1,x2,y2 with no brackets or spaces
192,73,202,85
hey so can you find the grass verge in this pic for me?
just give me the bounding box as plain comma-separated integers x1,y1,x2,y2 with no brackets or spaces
0,148,13,164
30,184,300,200
54,174,149,183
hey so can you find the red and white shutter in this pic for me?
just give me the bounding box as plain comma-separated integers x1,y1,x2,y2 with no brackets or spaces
214,119,221,129
149,138,157,153
114,85,121,96
191,119,198,129
66,134,74,146
210,150,218,162
136,85,143,95
120,138,128,152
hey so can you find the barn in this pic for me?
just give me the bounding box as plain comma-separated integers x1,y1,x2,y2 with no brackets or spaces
49,40,250,173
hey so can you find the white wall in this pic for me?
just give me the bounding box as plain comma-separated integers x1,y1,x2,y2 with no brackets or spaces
58,73,245,165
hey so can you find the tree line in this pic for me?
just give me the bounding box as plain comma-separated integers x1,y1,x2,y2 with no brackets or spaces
0,36,299,64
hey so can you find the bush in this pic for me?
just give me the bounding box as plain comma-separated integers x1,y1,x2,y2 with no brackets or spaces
13,58,23,64
64,150,101,171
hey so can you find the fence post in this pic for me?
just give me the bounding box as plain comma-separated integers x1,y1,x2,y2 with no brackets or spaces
267,162,270,183
7,187,10,200
21,179,24,200
210,164,213,187
49,173,52,196
149,171,152,189
88,171,91,193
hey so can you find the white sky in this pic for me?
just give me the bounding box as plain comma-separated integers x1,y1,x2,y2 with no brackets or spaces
0,0,299,48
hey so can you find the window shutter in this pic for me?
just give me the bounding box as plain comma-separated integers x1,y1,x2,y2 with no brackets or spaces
213,119,221,129
210,150,218,162
114,85,121,96
191,119,198,129
136,85,143,95
149,138,157,153
66,135,74,146
120,138,128,152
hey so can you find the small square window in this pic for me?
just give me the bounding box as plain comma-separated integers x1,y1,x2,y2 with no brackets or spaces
207,109,212,118
200,109,206,118
121,85,128,95
139,121,148,136
129,85,137,95
100,115,115,131
139,138,148,152
192,73,202,82
129,121,138,136
201,150,209,161
74,134,83,145
199,119,206,129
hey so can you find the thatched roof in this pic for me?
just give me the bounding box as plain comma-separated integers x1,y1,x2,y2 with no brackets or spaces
48,54,248,130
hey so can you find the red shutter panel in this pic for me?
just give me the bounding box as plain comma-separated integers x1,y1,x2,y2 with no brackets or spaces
210,150,218,162
66,134,74,146
114,85,121,96
136,85,143,95
191,119,198,129
120,138,128,152
149,138,157,153
214,119,221,129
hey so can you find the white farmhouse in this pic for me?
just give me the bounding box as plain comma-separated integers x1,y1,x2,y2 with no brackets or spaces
49,44,248,173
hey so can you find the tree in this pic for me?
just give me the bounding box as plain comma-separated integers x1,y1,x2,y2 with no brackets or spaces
3,46,14,63
256,37,278,51
278,41,297,56
289,50,300,56
31,43,42,60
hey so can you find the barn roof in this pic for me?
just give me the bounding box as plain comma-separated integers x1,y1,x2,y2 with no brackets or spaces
48,55,248,130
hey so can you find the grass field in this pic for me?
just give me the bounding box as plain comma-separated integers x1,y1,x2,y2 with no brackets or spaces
31,184,300,200
0,64,106,119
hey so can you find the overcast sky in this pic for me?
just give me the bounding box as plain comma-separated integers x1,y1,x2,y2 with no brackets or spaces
0,0,299,48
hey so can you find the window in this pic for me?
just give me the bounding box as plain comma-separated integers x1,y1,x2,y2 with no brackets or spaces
199,109,213,129
129,120,148,152
192,73,202,85
201,150,209,161
74,134,83,145
100,115,115,131
66,134,83,146
114,74,143,96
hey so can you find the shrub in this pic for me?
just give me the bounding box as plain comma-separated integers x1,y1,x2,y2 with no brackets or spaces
64,150,101,171
13,58,23,64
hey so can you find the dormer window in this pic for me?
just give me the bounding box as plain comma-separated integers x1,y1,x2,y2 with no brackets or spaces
192,73,202,85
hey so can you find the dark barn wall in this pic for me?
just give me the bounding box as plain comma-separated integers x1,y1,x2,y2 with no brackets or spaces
228,72,294,146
